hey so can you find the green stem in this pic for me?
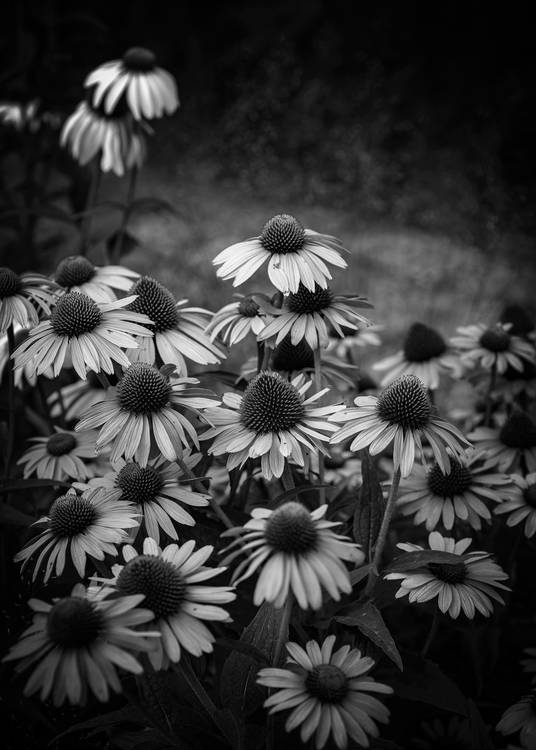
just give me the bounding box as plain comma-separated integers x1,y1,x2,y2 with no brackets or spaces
112,165,138,263
257,340,265,373
176,455,234,530
280,460,295,496
484,360,497,427
3,325,16,481
80,164,102,256
364,466,401,597
260,343,272,371
420,610,439,658
313,348,326,506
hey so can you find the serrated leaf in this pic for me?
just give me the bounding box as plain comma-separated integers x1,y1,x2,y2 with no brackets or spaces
336,599,403,670
386,550,464,573
220,601,288,716
353,451,386,559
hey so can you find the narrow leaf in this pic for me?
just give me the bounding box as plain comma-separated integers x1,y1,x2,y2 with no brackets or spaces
386,550,464,573
353,451,386,560
336,599,403,670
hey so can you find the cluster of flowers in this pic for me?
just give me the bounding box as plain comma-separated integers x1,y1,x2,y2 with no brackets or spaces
1,47,536,749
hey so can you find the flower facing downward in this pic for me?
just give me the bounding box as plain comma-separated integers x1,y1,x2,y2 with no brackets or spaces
385,531,509,618
221,502,363,610
13,292,153,380
17,427,98,481
3,584,157,706
125,276,224,374
201,371,344,479
397,450,515,531
88,453,210,544
257,635,392,750
373,322,462,390
0,267,57,333
494,473,536,537
496,690,536,748
258,284,372,350
330,374,471,477
14,487,138,582
450,322,535,374
213,214,348,294
85,47,179,121
468,411,536,473
60,101,147,176
206,295,268,346
54,255,139,303
75,363,220,466
103,537,235,670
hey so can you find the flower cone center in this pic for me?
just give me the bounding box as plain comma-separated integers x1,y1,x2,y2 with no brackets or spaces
428,561,467,584
116,462,163,504
499,412,536,449
117,364,172,414
479,327,510,352
403,322,447,362
47,597,104,648
240,372,305,433
122,47,157,72
128,276,179,333
51,292,102,337
49,495,97,537
523,484,536,509
0,267,22,299
287,284,334,314
47,433,77,456
117,555,186,619
305,664,349,703
55,256,96,287
427,460,473,497
273,335,314,372
377,374,432,430
264,502,318,554
260,214,305,255
238,297,260,318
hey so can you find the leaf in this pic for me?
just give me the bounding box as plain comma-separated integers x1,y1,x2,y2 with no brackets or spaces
272,483,331,505
353,451,386,559
467,698,495,750
215,637,270,665
350,564,371,586
0,504,35,526
0,478,72,493
336,599,403,670
220,601,288,716
52,706,144,742
386,550,465,573
387,650,468,715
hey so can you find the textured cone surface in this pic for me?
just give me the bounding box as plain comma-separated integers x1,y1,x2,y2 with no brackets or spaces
49,495,97,537
305,665,349,703
287,284,334,314
55,256,95,287
128,276,179,332
51,292,102,337
264,502,317,553
240,372,305,432
116,462,163,503
117,364,172,414
117,555,186,619
0,268,22,298
47,598,104,647
260,214,305,255
377,375,432,430
427,460,472,497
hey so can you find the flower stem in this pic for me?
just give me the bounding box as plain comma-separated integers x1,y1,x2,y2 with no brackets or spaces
3,325,16,481
420,610,439,658
364,466,401,597
313,348,326,506
484,360,497,427
176,456,234,530
112,165,138,263
79,163,101,256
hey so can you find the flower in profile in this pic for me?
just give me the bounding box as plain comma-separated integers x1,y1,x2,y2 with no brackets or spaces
0,267,57,333
468,411,536,473
257,635,392,750
373,322,462,390
48,370,116,421
12,292,153,380
258,283,372,350
397,450,515,531
125,276,224,374
450,322,535,374
15,487,138,582
3,584,157,706
54,255,139,303
17,427,99,481
494,473,536,537
496,690,536,748
85,47,179,121
213,214,348,294
60,101,147,176
206,294,268,346
201,371,344,480
75,363,220,466
89,453,210,543
102,536,235,670
221,502,363,609
385,531,509,618
522,648,536,684
329,374,471,477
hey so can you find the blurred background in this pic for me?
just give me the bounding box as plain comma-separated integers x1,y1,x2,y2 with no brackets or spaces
1,0,535,346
